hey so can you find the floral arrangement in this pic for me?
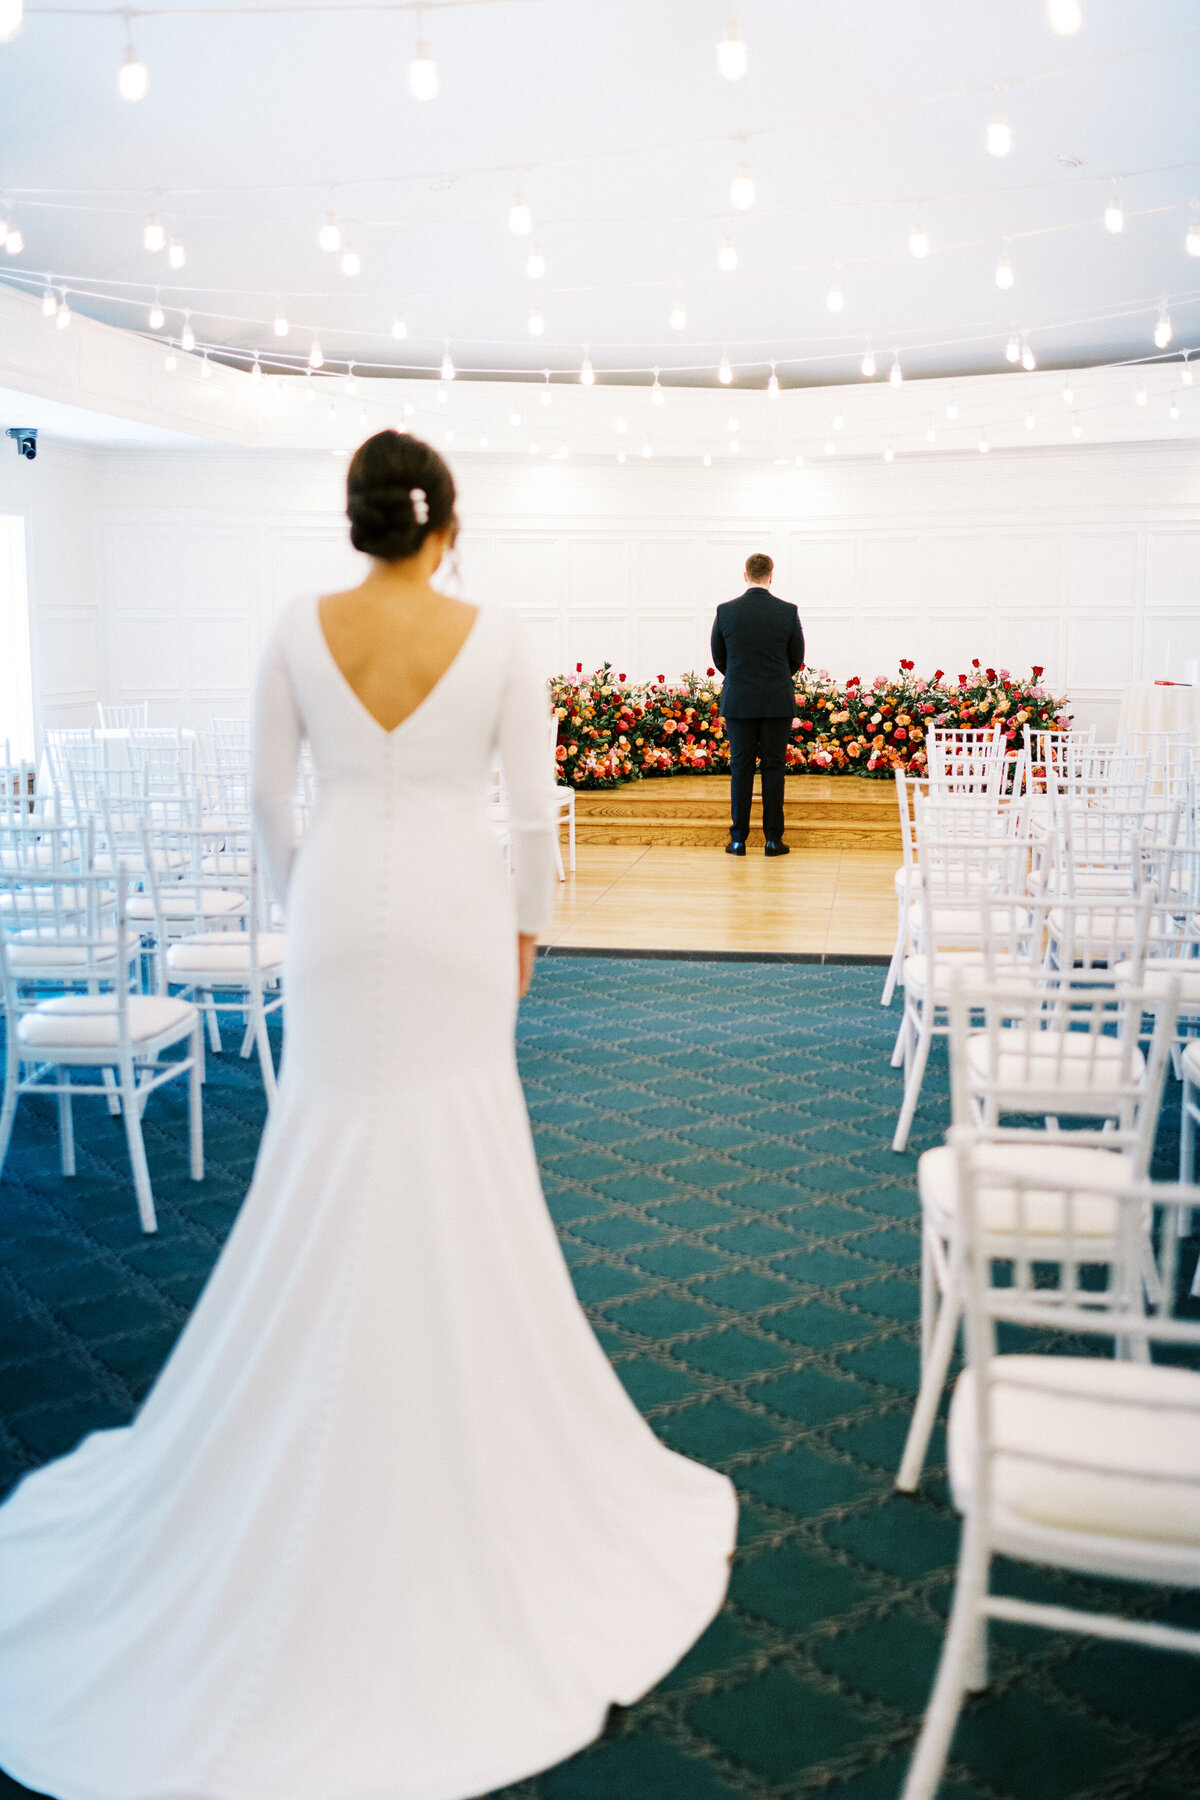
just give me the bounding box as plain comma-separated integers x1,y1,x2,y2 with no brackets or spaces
550,660,1070,790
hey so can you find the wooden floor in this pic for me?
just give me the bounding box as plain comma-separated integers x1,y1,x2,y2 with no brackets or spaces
545,843,898,957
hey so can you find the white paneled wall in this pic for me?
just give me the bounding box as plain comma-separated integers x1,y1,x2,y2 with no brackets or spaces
8,436,1200,738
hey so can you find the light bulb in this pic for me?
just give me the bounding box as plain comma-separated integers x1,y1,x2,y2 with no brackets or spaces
118,43,147,100
55,298,71,329
889,355,903,386
167,238,185,270
309,338,324,369
794,453,804,466
526,243,546,279
826,279,844,313
651,373,665,405
825,439,836,455
925,424,936,442
729,439,739,454
703,453,712,466
508,193,533,236
0,0,23,42
617,451,626,464
717,236,738,272
143,212,165,253
4,228,22,255
318,212,340,253
833,413,844,431
41,285,57,318
180,316,195,352
986,108,1011,157
1048,0,1082,31
1136,387,1147,405
344,365,356,394
716,20,746,79
1005,333,1020,364
268,309,286,338
527,308,544,336
441,349,455,381
341,244,361,278
202,354,212,379
479,435,488,448
1062,383,1074,405
995,251,1014,289
1170,400,1180,420
727,416,738,432
579,354,595,386
1025,411,1036,429
1104,194,1124,234
946,401,958,419
1187,218,1200,258
164,343,177,372
250,356,262,385
1154,310,1173,349
148,300,164,330
391,312,407,339
908,216,930,259
1021,340,1037,371
718,353,733,385
539,385,551,406
615,416,626,433
669,299,687,330
767,370,779,398
1072,418,1083,438
641,444,652,459
730,163,755,211
1183,362,1194,387
409,39,438,100
860,349,876,378
883,444,894,462
978,436,989,454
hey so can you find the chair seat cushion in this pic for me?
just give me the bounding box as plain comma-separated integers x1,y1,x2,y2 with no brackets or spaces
1182,1040,1200,1085
902,953,1031,999
17,993,196,1050
1115,958,1200,1009
949,1355,1200,1546
8,926,119,969
966,1028,1145,1091
918,1141,1129,1239
167,931,286,976
127,890,247,920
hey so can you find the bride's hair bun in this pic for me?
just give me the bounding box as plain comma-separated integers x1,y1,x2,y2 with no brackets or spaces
346,431,456,562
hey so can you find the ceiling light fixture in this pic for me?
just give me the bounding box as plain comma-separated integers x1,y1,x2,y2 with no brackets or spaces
669,298,687,330
986,105,1012,158
143,212,165,253
527,307,544,336
118,26,147,100
717,236,738,272
1048,0,1082,32
341,244,361,278
1104,189,1124,234
526,242,546,279
995,247,1014,289
318,211,340,253
730,162,755,211
716,16,746,80
718,352,733,385
508,193,533,236
908,211,930,259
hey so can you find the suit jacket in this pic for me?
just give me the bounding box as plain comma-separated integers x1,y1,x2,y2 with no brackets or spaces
711,589,805,718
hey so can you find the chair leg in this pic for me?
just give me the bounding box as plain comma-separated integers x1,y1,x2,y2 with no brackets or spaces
0,1050,19,1179
881,893,906,1006
188,1022,204,1181
893,1007,933,1152
203,991,222,1053
253,1002,278,1107
553,828,565,883
568,810,576,874
58,1071,76,1177
897,1273,961,1492
119,1056,157,1234
1180,1077,1196,1183
891,1007,911,1070
239,1015,255,1059
900,1521,990,1800
101,1065,122,1116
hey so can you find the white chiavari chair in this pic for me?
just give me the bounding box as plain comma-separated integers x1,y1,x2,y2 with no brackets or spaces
547,711,575,880
882,770,926,1007
0,868,203,1233
96,701,149,729
901,1145,1200,1800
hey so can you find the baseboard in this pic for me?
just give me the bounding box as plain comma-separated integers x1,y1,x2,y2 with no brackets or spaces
536,945,891,966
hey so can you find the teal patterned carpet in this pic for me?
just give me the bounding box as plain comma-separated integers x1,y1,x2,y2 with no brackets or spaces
1,958,1198,1800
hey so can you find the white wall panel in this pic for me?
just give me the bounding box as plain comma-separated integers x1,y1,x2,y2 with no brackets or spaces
36,610,98,699
519,611,560,675
1141,613,1200,682
636,539,695,609
1070,532,1139,611
1147,531,1200,610
635,613,711,683
792,535,856,611
564,613,630,678
494,535,560,610
861,536,924,612
270,524,364,621
990,534,1062,613
109,616,182,692
565,538,629,612
1067,616,1136,689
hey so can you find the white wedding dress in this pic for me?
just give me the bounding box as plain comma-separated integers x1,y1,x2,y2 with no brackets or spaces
0,595,737,1800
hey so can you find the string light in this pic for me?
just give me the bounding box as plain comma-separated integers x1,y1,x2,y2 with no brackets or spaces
41,284,57,318
926,423,936,442
1072,415,1083,437
180,312,195,352
716,17,746,80
118,32,147,101
0,0,23,43
718,352,733,385
908,212,931,259
860,346,876,378
1048,0,1082,32
1062,382,1074,404
946,400,959,419
508,193,533,236
164,341,178,372
1183,358,1194,387
527,307,544,337
616,450,626,464
641,443,652,459
1005,332,1020,363
889,352,903,386
202,353,212,378
4,227,21,255
391,311,407,340
651,369,665,405
978,435,989,454
717,236,738,272
344,362,357,394
341,244,361,278
308,337,324,369
409,21,438,100
1169,399,1180,420
767,363,779,398
730,162,755,211
669,298,687,330
579,350,595,385
986,106,1012,158
1104,189,1124,234
1025,410,1036,429
441,346,455,381
167,238,185,270
726,415,738,432
883,443,894,462
1135,385,1147,405
1153,305,1173,348
1187,213,1200,258
995,247,1014,289
55,293,71,329
526,243,546,279
729,439,739,454
271,307,288,337
250,353,262,384
832,412,844,431
317,212,341,253
148,293,164,330
825,440,836,455
1021,337,1037,370
143,212,165,253
703,453,712,466
825,277,844,313
540,371,552,405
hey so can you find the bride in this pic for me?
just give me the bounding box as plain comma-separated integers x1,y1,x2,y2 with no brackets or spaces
0,431,737,1800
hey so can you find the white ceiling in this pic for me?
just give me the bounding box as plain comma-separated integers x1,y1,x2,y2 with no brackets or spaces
1,0,1198,389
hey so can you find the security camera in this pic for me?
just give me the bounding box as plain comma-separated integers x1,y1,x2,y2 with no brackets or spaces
5,428,37,461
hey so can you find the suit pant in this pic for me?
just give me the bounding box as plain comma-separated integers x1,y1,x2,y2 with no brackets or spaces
724,715,791,842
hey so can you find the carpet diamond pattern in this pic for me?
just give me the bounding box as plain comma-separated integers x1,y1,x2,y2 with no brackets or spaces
1,958,1198,1800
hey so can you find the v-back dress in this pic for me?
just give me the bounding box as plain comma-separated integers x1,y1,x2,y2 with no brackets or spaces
0,596,737,1800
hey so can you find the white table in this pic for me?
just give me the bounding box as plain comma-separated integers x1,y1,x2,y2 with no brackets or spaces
1116,681,1200,742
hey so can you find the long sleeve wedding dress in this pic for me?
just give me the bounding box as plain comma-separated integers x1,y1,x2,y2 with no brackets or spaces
0,595,737,1800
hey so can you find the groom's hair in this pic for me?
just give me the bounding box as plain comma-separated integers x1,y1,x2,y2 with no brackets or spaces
745,553,774,582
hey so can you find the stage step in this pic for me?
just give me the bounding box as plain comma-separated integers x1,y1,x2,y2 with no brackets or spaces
573,774,901,849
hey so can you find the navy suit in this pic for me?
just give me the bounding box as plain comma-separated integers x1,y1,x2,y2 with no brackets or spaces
711,588,805,844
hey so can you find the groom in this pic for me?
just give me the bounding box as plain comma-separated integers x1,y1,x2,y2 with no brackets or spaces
711,554,805,857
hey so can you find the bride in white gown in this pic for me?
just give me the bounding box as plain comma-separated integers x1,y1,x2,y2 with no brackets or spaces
0,432,737,1800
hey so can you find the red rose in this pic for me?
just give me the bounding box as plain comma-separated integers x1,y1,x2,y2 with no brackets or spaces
1032,665,1044,677
986,668,997,682
618,672,626,682
658,674,665,682
801,720,813,732
894,727,907,741
958,674,968,686
706,666,715,676
972,659,981,669
575,662,583,673
934,669,945,681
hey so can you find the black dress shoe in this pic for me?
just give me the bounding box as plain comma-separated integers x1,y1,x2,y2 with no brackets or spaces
725,839,746,856
764,840,790,857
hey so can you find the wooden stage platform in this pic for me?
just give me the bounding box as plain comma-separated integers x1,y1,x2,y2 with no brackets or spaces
573,773,901,851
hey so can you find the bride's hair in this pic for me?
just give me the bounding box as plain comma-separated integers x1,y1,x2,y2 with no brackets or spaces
346,431,457,562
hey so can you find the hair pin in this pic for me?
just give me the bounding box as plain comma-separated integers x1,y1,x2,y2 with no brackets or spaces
410,487,429,524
